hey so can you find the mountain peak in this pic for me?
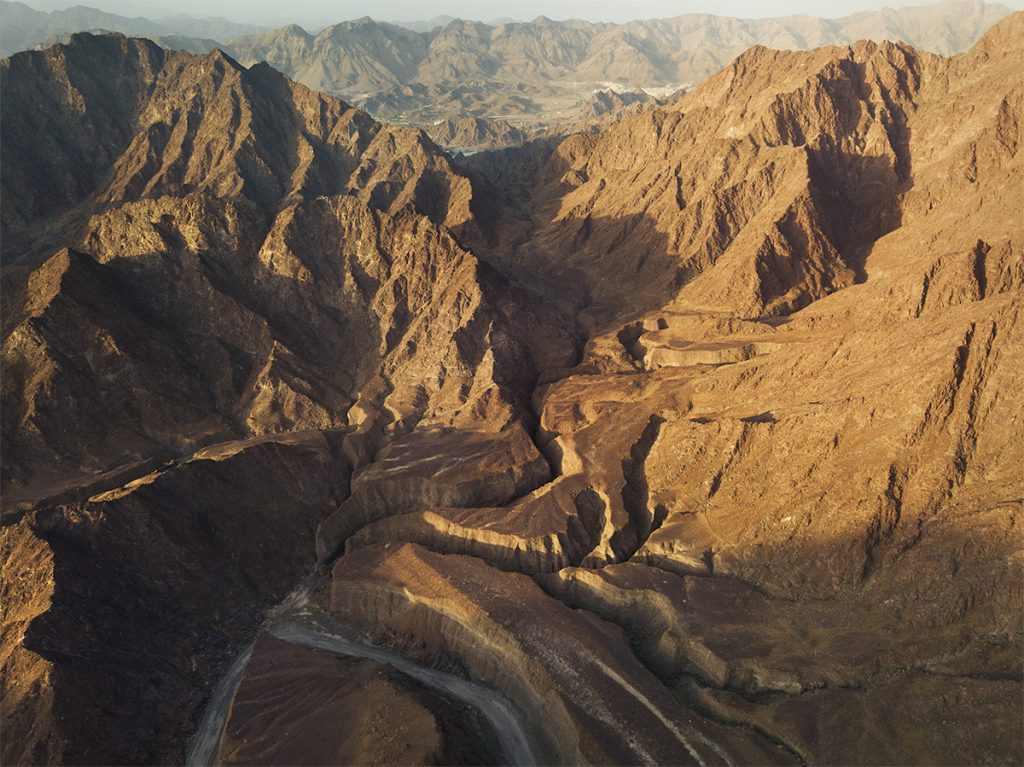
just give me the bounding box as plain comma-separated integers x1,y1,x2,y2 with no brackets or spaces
970,9,1024,54
201,46,242,68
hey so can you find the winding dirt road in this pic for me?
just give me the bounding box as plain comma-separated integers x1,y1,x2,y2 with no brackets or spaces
185,616,538,767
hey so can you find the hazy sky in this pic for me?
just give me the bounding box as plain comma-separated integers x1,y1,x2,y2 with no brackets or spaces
23,0,1024,26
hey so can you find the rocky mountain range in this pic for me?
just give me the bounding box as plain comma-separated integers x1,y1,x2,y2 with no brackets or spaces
228,1,1014,90
1,8,1022,767
0,1,265,57
223,1,1019,128
2,1,1017,136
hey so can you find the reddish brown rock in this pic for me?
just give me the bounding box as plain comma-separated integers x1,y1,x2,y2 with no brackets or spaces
0,433,349,765
344,474,603,573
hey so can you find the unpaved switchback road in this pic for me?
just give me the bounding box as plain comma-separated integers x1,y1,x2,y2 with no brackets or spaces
185,618,538,766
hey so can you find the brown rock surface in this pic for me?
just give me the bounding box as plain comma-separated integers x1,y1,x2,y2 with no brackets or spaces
344,474,603,573
0,33,570,766
0,35,477,261
317,425,551,562
0,34,572,499
424,116,530,150
541,563,1022,763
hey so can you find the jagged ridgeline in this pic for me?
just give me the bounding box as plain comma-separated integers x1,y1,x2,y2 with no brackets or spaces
1,11,1022,767
1,0,1017,136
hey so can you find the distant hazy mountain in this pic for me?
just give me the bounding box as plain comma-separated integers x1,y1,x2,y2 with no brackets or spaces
392,15,457,33
0,1,264,56
0,0,1015,132
221,1,1014,125
392,15,520,33
230,1,1013,92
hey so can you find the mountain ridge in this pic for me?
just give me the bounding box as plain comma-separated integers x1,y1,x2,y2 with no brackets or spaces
221,0,1014,123
2,1,1016,134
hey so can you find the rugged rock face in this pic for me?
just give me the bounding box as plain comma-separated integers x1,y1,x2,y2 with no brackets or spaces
316,425,551,562
329,543,792,766
0,33,480,259
0,33,568,502
1,12,1022,767
570,88,667,133
492,39,928,318
423,116,530,151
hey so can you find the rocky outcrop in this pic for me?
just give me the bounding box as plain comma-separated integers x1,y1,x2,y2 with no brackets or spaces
0,194,521,500
0,33,481,261
0,34,166,251
424,116,530,150
344,474,604,573
0,33,572,499
495,39,935,320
